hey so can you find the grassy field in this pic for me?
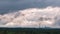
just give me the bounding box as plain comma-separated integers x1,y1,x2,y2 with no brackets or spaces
0,28,60,34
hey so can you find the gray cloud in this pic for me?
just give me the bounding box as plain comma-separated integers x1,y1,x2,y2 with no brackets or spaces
0,0,60,14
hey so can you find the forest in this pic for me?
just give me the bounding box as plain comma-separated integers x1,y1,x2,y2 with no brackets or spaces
0,28,60,34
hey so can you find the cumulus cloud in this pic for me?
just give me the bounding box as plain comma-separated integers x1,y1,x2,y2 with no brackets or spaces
0,6,60,28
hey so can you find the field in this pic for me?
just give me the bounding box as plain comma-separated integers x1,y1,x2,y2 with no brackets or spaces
0,28,60,34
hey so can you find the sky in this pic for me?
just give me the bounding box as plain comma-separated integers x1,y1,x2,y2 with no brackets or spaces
0,0,60,14
0,0,60,28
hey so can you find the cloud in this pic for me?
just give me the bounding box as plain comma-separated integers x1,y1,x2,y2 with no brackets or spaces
0,6,60,28
0,0,60,28
0,0,60,14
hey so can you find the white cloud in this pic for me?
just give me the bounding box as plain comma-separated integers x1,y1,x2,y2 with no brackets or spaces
0,6,60,28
